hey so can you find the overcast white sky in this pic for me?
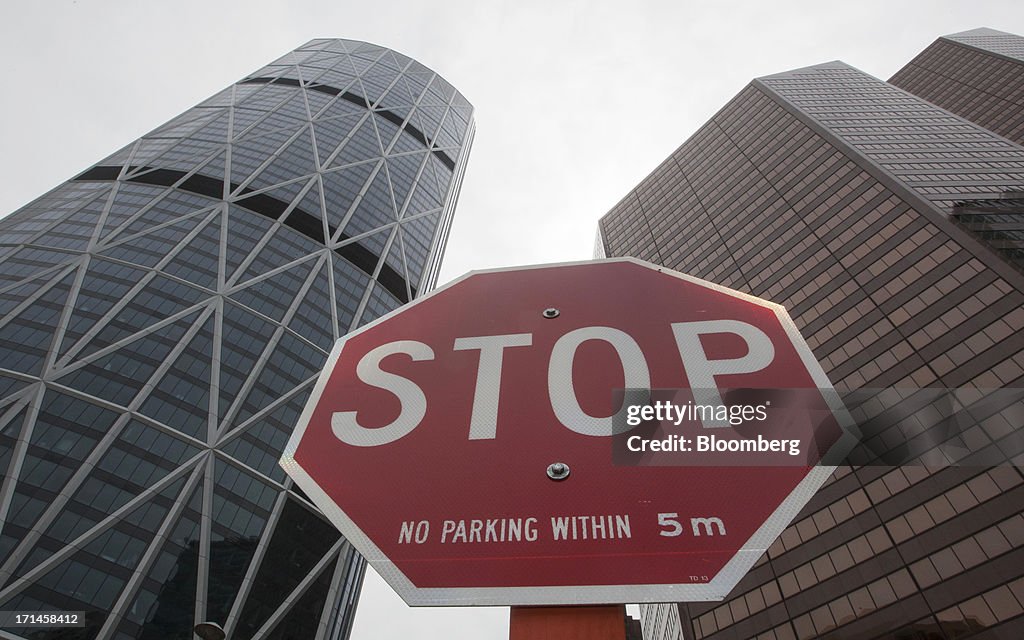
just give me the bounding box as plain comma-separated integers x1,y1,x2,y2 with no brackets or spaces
2,1,1024,638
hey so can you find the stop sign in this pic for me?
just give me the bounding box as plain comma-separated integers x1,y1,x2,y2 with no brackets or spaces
280,258,854,606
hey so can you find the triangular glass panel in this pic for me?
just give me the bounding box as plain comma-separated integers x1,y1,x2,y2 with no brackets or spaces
148,108,226,140
0,269,76,376
403,71,432,98
261,553,337,640
385,155,423,215
232,109,305,148
229,257,315,323
390,49,412,69
379,236,410,304
197,87,235,108
97,183,174,243
131,137,179,165
140,124,229,173
137,313,215,440
360,71,399,105
403,162,445,218
0,245,18,268
400,211,441,290
234,498,340,640
121,480,204,639
0,271,60,321
204,459,282,626
320,162,376,233
230,105,274,140
416,105,448,138
433,117,460,149
404,107,435,146
217,302,276,423
285,261,334,352
95,141,134,170
378,229,406,278
0,245,79,289
101,211,214,270
19,469,191,587
375,51,403,72
395,75,424,105
302,85,335,118
336,226,389,275
0,375,31,406
0,181,107,242
224,204,276,283
234,178,310,222
331,253,372,335
160,212,222,290
429,150,455,188
229,127,296,187
390,126,430,155
2,391,119,547
220,385,313,481
182,110,232,144
382,102,413,128
31,191,109,252
310,65,359,93
358,281,403,326
426,76,455,103
197,149,228,187
58,310,200,407
69,274,207,361
372,112,403,152
300,52,347,71
230,83,267,106
337,169,397,239
324,118,382,171
447,106,472,143
0,406,28,504
290,175,326,239
232,329,323,425
312,114,365,167
1,549,118,620
314,94,366,121
236,224,321,284
57,258,148,359
273,91,312,123
347,55,377,76
241,127,317,194
39,420,201,554
120,190,220,239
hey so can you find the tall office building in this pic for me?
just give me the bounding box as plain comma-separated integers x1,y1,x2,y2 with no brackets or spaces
599,29,1024,640
889,27,1024,147
0,39,473,640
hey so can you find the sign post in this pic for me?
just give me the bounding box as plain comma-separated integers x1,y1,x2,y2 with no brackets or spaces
509,606,626,640
280,258,854,609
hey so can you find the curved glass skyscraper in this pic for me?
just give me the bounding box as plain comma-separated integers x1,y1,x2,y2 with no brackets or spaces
0,39,474,640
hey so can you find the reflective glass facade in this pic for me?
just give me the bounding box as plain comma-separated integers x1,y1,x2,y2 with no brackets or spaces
599,37,1024,640
0,39,473,640
890,28,1024,147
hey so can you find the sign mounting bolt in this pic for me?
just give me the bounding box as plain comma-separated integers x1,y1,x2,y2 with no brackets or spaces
543,308,560,319
547,462,570,481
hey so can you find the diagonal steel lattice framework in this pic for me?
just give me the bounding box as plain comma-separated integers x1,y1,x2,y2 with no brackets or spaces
0,38,474,640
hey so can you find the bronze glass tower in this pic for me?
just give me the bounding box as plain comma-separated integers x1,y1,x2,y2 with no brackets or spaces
599,30,1024,640
889,27,1024,147
0,39,473,640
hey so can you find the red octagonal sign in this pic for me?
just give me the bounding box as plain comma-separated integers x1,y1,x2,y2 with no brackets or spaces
281,258,855,606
